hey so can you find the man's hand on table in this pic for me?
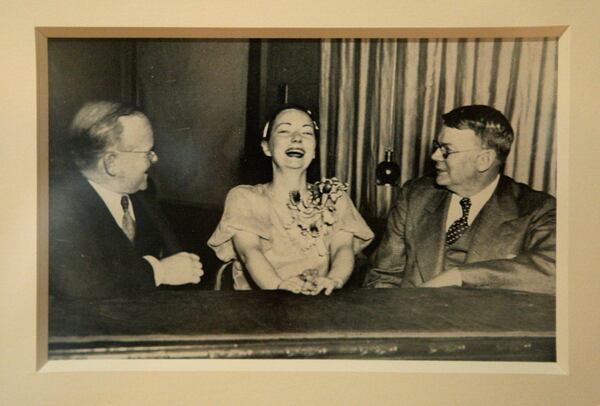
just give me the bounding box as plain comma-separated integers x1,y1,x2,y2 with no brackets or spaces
421,268,462,288
158,252,204,285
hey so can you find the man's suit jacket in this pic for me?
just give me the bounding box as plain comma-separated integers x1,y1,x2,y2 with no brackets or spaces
364,175,556,294
50,170,181,299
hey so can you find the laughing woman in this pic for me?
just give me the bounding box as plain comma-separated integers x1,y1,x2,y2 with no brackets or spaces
208,105,374,295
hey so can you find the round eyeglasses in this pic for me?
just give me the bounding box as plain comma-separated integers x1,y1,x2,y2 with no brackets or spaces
431,140,485,159
113,150,158,163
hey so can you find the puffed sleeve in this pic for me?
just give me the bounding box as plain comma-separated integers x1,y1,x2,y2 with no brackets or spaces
207,185,271,262
334,192,375,253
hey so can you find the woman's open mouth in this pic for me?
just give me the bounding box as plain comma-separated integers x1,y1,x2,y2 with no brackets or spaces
285,148,305,158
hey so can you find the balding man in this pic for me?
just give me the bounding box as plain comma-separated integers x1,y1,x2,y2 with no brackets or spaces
50,101,203,299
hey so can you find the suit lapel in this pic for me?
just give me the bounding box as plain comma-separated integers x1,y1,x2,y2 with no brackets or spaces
414,188,450,283
75,174,133,247
467,176,520,261
131,193,153,249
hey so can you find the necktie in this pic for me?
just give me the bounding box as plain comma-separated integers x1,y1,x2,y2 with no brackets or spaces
445,197,471,245
121,195,136,242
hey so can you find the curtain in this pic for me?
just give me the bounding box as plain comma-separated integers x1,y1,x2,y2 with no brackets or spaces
320,38,558,219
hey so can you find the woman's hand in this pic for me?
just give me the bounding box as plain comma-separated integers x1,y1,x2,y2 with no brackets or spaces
277,276,306,294
278,273,328,295
278,272,343,295
312,276,343,296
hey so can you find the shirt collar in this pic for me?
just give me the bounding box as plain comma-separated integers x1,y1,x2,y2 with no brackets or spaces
87,179,135,221
465,175,500,206
88,179,125,202
447,175,500,227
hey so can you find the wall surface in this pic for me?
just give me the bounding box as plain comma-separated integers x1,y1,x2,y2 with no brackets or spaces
264,39,321,118
48,39,249,208
137,40,248,207
243,39,321,184
48,39,135,167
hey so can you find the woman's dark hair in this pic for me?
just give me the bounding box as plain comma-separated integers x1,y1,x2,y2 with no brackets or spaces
262,103,320,141
257,103,321,182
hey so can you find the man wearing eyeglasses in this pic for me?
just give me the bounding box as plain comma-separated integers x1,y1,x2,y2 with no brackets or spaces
50,101,203,299
365,105,555,294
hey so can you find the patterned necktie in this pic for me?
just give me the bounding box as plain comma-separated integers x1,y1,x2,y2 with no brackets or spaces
445,197,472,245
121,195,136,242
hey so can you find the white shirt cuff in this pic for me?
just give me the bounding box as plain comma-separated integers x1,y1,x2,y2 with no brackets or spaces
450,268,463,287
143,255,164,287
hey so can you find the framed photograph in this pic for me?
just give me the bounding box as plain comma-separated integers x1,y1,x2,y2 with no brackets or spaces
2,0,599,404
38,26,564,369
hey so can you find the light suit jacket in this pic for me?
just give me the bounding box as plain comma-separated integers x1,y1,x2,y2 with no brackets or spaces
364,175,556,294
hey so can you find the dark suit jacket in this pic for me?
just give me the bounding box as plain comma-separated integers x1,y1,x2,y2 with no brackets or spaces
364,175,556,294
50,170,181,299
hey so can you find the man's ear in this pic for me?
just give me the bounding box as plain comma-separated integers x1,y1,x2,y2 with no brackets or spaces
102,152,119,176
477,149,497,172
261,140,272,157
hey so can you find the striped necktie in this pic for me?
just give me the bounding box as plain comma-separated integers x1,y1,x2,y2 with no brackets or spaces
120,195,136,242
445,197,471,245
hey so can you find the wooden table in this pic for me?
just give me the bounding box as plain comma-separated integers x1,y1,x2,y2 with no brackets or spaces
49,288,555,361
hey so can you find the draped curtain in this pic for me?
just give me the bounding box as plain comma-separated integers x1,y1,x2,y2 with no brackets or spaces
319,38,558,219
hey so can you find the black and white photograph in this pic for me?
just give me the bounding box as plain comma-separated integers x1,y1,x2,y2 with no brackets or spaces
7,0,600,402
46,32,558,361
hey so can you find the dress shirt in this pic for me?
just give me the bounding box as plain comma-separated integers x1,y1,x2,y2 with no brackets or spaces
87,179,164,286
445,175,500,231
440,175,500,287
88,180,136,227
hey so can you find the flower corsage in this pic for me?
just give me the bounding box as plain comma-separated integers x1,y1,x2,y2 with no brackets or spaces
286,177,348,254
